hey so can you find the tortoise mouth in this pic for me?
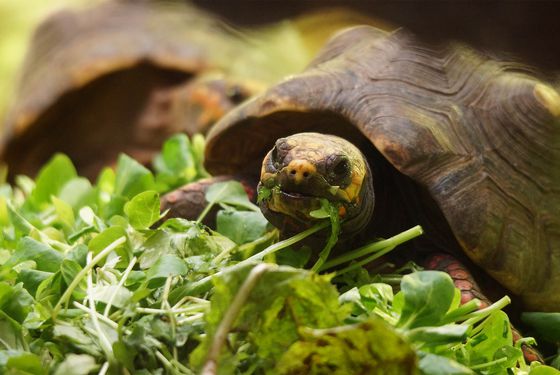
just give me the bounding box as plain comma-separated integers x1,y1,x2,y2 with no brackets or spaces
265,187,324,220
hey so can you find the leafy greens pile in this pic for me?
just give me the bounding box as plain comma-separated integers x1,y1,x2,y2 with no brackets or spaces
0,134,558,375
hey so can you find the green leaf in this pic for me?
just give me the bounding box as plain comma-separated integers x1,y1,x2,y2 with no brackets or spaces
96,167,115,195
191,265,348,371
88,226,127,257
191,133,208,174
53,354,97,375
60,259,85,300
5,237,63,272
16,269,52,297
463,310,516,369
205,181,258,212
216,209,269,244
58,177,94,210
53,322,100,356
419,353,474,375
275,246,312,268
309,206,330,219
275,318,416,374
0,283,33,323
124,190,160,230
521,312,560,343
114,154,155,199
146,255,188,288
153,134,196,178
359,283,394,308
89,285,133,309
0,320,24,354
529,365,560,375
4,351,45,374
52,196,75,229
30,154,77,206
489,345,523,372
408,324,468,347
397,271,455,329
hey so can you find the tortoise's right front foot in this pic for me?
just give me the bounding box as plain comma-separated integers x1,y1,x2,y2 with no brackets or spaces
160,175,256,227
160,176,232,227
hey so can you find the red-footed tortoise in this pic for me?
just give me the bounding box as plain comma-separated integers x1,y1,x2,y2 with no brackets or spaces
198,26,560,313
0,2,378,179
0,1,259,179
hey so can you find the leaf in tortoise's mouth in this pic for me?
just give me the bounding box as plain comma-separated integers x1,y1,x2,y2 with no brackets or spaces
266,187,324,219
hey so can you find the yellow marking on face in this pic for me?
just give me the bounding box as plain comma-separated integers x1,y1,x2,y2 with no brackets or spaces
285,159,317,184
339,167,365,202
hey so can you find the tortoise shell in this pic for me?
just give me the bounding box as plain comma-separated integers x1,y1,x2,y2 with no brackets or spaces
0,1,243,178
204,26,560,311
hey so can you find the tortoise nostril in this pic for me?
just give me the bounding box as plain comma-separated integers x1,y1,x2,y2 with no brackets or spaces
290,169,297,175
303,172,310,178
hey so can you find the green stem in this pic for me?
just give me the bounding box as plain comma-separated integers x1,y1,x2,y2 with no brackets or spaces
311,202,340,272
196,201,215,224
469,357,507,370
181,221,329,296
246,220,329,261
52,236,126,319
320,226,423,272
86,252,114,361
334,245,397,276
201,264,273,375
441,299,480,324
103,256,137,316
461,296,511,327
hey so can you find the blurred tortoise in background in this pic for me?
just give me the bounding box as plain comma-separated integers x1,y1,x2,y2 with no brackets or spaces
0,0,379,179
195,25,560,312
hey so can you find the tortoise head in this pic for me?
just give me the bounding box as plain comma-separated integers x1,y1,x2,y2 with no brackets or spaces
257,133,374,234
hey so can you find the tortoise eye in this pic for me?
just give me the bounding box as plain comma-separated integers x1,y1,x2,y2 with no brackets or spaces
226,85,246,105
332,158,350,177
328,156,351,185
269,146,282,170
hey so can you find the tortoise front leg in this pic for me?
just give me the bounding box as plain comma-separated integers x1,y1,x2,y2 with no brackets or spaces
424,253,543,363
159,175,257,227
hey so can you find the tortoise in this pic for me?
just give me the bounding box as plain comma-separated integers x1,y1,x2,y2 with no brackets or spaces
0,1,258,179
0,1,377,179
193,25,560,313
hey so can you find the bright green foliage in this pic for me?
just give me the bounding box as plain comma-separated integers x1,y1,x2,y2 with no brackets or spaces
153,133,209,191
216,209,269,245
124,190,161,230
29,154,77,208
397,271,456,329
0,134,556,374
340,271,560,374
275,318,417,374
191,265,350,372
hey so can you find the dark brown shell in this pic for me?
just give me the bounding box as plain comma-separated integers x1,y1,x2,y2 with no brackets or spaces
0,1,242,178
205,26,560,311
